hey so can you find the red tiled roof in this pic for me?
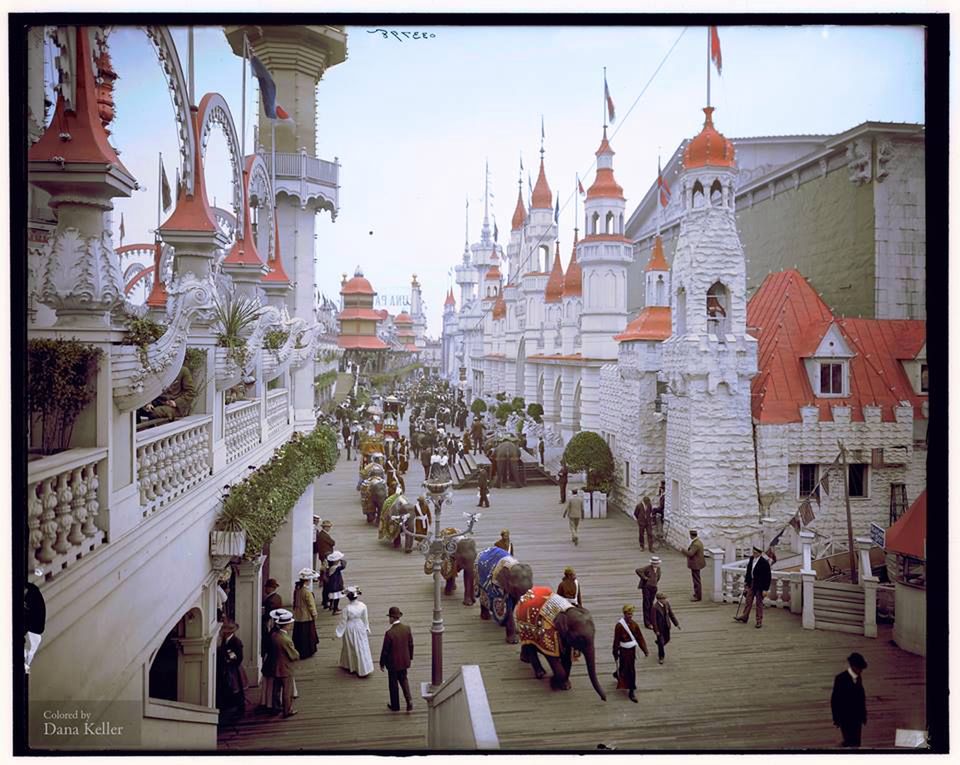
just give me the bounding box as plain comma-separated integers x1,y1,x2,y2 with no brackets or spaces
337,335,389,350
342,275,376,295
885,490,926,560
512,188,527,230
532,157,552,210
543,243,565,303
262,195,290,282
645,235,669,271
223,167,264,268
747,269,926,424
579,233,631,245
444,288,456,307
339,307,384,321
614,306,671,342
485,265,501,280
394,312,413,325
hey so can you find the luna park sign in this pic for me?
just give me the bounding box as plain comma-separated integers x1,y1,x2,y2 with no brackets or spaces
373,294,411,309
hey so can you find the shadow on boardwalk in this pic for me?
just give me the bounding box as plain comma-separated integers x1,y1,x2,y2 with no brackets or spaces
219,449,926,752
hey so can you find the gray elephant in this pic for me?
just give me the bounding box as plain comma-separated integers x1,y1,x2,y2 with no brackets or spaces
424,531,478,607
514,586,606,700
360,476,388,524
395,495,433,553
493,441,524,488
476,545,533,643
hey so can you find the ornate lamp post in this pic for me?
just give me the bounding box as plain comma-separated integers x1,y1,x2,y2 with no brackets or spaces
421,456,454,688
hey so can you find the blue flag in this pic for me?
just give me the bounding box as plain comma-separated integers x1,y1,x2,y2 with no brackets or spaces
251,55,293,122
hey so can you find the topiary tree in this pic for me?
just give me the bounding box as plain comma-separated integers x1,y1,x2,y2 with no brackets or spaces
562,431,614,494
510,396,526,414
495,402,513,424
526,402,544,423
470,398,488,417
495,391,507,402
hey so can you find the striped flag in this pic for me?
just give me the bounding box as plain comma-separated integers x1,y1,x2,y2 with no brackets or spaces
657,158,672,208
710,26,723,75
604,74,616,124
251,54,294,122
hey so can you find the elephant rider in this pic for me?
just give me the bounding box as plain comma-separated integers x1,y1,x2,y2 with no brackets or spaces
494,529,514,556
613,604,648,703
143,364,196,420
635,557,662,629
556,567,582,607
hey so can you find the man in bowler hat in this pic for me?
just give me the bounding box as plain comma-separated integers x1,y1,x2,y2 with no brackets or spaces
380,606,415,712
831,652,868,747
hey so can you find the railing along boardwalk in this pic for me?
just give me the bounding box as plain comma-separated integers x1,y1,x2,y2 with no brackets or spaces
218,425,926,752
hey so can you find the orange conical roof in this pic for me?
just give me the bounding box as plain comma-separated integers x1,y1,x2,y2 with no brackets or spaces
586,129,624,200
342,267,375,295
485,264,502,280
531,157,552,209
492,292,507,320
562,233,582,298
511,188,527,230
682,106,736,169
645,235,669,272
544,242,565,303
223,166,264,267
614,306,672,343
444,287,455,307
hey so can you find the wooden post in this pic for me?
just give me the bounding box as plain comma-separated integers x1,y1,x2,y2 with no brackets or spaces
839,441,858,584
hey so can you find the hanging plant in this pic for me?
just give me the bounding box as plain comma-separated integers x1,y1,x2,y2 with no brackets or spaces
121,316,166,366
28,339,102,455
218,424,339,558
264,329,289,352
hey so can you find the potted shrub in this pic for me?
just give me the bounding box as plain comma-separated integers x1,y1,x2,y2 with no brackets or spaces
214,294,262,368
526,402,544,423
562,430,614,496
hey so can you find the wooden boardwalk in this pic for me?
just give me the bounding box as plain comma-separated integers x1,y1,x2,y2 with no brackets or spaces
218,437,926,752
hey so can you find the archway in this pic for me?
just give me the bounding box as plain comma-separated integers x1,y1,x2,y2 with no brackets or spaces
706,281,730,336
148,606,207,706
553,375,562,426
572,379,582,433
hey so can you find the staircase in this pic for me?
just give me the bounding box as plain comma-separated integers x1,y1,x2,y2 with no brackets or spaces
446,454,557,488
812,580,866,634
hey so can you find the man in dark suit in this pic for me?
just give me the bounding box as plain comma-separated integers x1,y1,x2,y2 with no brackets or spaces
261,578,282,657
734,546,772,628
270,610,300,718
558,463,569,504
315,521,336,607
380,606,414,712
831,652,868,747
477,466,490,508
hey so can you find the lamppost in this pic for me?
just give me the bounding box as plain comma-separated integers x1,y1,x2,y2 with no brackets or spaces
421,456,454,688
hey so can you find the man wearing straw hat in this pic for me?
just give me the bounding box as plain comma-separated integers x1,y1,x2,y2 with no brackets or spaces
612,604,648,703
635,557,662,630
269,609,300,718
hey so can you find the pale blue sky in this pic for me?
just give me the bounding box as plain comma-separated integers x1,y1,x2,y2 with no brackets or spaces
95,23,924,336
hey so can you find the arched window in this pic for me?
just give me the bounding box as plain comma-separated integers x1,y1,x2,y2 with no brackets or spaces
605,211,615,234
676,287,687,335
539,244,550,271
619,213,624,234
656,274,666,305
706,281,730,337
591,211,600,235
710,179,723,207
692,181,705,209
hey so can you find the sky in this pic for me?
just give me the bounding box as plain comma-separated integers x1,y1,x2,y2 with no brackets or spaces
59,22,925,337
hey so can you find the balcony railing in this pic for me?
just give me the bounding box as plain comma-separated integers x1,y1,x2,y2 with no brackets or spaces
136,416,213,517
27,447,108,577
266,389,290,436
225,400,262,464
273,152,338,186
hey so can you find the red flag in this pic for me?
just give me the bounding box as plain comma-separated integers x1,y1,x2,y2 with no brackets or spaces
657,158,672,208
604,74,616,124
577,176,585,196
710,26,722,75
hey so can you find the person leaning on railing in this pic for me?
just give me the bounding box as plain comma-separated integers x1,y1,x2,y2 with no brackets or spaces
143,364,196,421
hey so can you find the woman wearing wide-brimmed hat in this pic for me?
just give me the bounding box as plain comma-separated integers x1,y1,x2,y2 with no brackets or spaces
334,586,374,677
324,551,347,615
292,568,321,658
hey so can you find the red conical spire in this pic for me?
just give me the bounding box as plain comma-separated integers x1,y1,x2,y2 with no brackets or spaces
531,157,553,209
544,241,565,303
682,106,736,169
512,187,527,230
562,230,582,298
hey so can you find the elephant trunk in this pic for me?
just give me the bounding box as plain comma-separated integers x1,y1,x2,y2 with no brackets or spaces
582,642,607,701
462,563,476,605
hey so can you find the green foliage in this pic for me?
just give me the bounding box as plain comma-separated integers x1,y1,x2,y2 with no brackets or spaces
122,316,166,366
368,362,422,389
214,294,262,367
511,396,526,414
28,339,102,454
562,431,615,494
314,369,339,391
526,402,544,423
495,392,507,402
495,402,513,424
264,329,289,352
218,424,339,558
184,347,207,376
470,398,488,416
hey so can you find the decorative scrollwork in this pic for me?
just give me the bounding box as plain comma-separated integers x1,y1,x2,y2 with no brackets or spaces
198,93,244,236
246,155,275,263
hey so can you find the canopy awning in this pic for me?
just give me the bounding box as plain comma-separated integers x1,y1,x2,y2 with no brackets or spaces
885,489,926,560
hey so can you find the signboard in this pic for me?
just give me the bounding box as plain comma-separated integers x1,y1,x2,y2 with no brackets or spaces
869,522,885,549
373,294,411,309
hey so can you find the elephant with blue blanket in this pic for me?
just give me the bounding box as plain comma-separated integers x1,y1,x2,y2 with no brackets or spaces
475,545,533,643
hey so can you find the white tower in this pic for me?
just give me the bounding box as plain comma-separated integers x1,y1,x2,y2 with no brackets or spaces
577,128,633,431
660,106,759,547
410,274,427,349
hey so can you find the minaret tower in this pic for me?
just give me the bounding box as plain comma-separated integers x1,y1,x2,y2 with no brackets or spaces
660,105,759,547
410,273,427,349
442,287,457,380
577,128,633,432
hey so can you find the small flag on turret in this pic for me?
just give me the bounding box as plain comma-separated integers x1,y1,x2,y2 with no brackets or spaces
251,54,294,122
577,175,585,196
119,213,125,245
160,158,172,212
710,26,723,75
493,219,499,242
554,195,560,224
657,158,672,208
604,74,616,124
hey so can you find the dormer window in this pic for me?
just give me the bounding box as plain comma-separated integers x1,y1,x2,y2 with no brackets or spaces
819,362,845,395
920,363,928,393
808,323,855,398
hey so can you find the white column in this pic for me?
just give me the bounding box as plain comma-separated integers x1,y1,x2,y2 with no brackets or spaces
708,547,724,603
857,536,879,638
800,530,815,630
234,555,266,685
267,483,315,604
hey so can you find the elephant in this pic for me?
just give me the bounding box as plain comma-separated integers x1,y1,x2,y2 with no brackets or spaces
424,530,477,606
378,492,431,552
357,461,385,491
396,495,433,553
475,545,533,642
493,441,524,488
514,586,606,701
359,476,388,524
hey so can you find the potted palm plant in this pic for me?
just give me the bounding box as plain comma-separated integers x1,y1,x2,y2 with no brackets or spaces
210,500,247,569
214,294,262,389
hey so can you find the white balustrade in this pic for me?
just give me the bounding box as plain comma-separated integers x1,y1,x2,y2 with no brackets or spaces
27,447,107,577
721,559,797,610
136,416,213,517
225,400,262,464
266,389,290,435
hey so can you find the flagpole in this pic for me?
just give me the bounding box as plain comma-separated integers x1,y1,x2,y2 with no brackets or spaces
656,155,662,238
603,66,606,129
188,27,195,106
271,120,277,241
707,27,711,108
241,33,248,159
156,152,162,242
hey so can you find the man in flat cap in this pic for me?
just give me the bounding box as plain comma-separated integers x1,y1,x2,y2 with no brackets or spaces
831,652,868,747
682,529,707,601
735,546,772,628
635,557,662,629
612,605,648,703
380,606,415,712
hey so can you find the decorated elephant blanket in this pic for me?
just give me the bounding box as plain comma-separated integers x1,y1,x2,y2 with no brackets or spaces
515,586,575,658
422,528,461,578
476,546,517,626
378,493,405,541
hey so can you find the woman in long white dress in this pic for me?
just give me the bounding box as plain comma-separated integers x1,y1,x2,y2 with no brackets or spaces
335,587,374,677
